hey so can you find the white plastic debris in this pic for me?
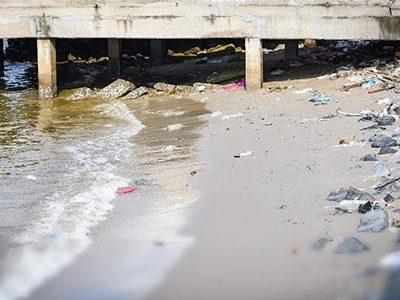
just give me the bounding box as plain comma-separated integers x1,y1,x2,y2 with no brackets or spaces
210,111,222,117
378,98,392,105
161,145,176,152
234,151,253,158
220,112,244,121
26,175,37,180
167,124,183,132
293,88,313,94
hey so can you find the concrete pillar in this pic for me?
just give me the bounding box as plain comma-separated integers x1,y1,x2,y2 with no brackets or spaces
285,40,299,60
108,38,122,76
150,39,166,65
0,39,4,74
245,38,263,91
37,38,57,100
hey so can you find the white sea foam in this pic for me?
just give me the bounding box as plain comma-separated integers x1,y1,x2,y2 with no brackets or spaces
0,101,144,300
167,124,183,132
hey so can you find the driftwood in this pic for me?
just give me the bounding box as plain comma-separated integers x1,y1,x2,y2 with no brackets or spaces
375,177,400,191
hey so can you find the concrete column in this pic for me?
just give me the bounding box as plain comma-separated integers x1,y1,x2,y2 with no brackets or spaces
37,38,57,100
150,39,166,65
0,39,4,74
285,40,299,60
108,38,122,76
245,38,263,91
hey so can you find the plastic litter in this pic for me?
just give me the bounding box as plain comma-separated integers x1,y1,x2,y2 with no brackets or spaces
234,150,253,158
217,80,246,91
358,201,372,214
309,92,332,103
116,186,137,194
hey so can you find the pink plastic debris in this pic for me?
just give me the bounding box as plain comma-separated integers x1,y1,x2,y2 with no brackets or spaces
116,186,137,194
217,80,246,91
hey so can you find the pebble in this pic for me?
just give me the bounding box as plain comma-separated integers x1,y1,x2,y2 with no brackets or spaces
361,154,378,161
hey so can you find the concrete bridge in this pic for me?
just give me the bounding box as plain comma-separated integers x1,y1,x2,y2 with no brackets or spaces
1,0,400,99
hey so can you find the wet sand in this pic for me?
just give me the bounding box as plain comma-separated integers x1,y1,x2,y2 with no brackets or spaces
29,73,400,299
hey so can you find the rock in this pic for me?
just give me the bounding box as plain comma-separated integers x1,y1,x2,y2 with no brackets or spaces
193,82,219,92
310,238,330,250
371,136,397,148
389,210,400,227
335,237,369,253
336,200,369,214
154,82,176,93
327,186,375,202
66,87,97,101
175,85,193,93
389,97,400,115
372,164,391,177
326,207,344,215
378,147,398,155
122,86,148,100
377,115,396,126
357,210,388,233
374,177,400,194
97,79,136,99
361,154,378,161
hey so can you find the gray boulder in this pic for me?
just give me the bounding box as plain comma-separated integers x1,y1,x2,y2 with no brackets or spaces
371,136,397,148
310,238,330,250
357,210,388,233
361,154,378,161
335,237,369,253
372,164,391,177
97,79,136,99
327,186,375,202
378,147,398,155
377,115,396,126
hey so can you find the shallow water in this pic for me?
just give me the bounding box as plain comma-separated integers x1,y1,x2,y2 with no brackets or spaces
0,61,208,299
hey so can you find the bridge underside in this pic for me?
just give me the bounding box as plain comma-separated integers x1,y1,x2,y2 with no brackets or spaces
1,1,400,98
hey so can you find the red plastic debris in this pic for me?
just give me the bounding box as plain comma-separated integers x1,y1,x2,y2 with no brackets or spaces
116,186,137,194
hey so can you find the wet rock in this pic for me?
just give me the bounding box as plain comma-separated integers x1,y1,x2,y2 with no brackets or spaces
335,237,369,253
372,164,391,177
310,238,330,250
361,154,378,161
97,79,136,99
384,194,395,203
378,147,398,155
67,87,96,101
327,186,375,202
154,82,176,93
358,210,388,233
122,87,148,100
371,136,397,148
377,115,396,126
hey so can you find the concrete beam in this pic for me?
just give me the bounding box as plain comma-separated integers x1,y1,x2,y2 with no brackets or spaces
285,40,299,60
150,40,166,66
245,38,263,91
108,38,122,76
37,38,57,100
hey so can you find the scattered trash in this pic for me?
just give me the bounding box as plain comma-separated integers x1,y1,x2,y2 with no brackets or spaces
217,80,246,91
293,88,314,94
358,201,372,214
357,210,388,233
384,194,395,203
190,171,197,176
339,136,355,145
220,112,244,121
278,204,287,210
271,69,285,76
279,113,286,118
234,151,253,158
167,124,183,131
378,98,392,105
335,237,369,253
116,186,137,194
309,92,332,103
26,175,37,180
210,111,222,117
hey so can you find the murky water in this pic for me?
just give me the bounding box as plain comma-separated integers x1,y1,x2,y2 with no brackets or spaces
0,60,208,299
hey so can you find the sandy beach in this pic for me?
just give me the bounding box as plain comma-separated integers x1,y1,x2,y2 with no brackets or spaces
28,70,400,299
